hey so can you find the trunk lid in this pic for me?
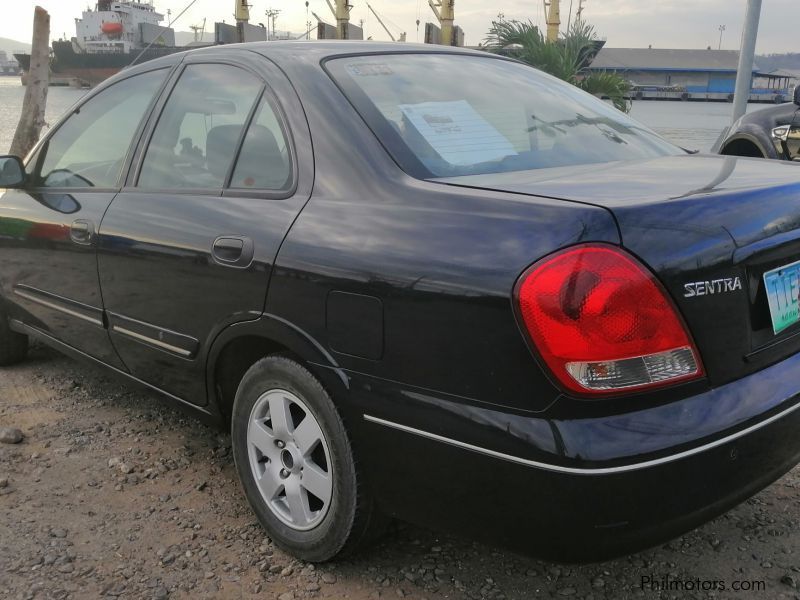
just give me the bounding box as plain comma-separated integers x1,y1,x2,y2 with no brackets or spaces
436,154,800,386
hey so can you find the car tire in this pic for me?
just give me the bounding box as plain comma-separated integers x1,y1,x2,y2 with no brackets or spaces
0,313,28,366
231,355,385,562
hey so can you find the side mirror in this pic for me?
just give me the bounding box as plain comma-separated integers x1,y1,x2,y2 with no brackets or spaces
0,156,26,188
794,85,800,106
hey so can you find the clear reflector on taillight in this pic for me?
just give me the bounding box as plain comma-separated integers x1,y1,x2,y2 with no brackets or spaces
515,244,703,396
565,347,698,391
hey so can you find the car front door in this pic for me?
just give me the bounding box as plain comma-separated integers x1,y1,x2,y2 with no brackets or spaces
97,56,312,405
0,68,170,365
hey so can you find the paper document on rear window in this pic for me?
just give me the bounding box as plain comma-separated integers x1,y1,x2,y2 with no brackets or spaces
398,100,517,166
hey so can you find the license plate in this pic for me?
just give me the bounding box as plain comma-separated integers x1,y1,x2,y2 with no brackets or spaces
764,259,800,334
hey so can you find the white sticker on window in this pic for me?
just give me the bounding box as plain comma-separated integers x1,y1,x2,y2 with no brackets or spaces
346,63,395,77
398,100,517,166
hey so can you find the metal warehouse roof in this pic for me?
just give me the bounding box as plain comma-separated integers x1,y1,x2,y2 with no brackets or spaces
589,48,760,72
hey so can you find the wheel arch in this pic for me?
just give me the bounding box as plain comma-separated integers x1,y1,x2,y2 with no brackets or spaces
206,314,349,428
719,126,779,160
719,136,767,158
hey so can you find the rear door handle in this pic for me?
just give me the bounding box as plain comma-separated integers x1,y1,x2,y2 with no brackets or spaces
212,235,254,268
70,219,95,245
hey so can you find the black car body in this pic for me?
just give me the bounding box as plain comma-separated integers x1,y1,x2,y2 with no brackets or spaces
719,87,800,160
2,42,800,562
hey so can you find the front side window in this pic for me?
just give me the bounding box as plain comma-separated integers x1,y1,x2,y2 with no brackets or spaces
138,64,263,190
326,54,681,178
36,69,167,188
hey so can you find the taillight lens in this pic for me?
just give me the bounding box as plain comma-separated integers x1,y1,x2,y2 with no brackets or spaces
515,244,703,396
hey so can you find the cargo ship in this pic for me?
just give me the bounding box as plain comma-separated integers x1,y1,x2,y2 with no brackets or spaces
14,0,185,86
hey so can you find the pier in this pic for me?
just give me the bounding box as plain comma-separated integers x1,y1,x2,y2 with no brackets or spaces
590,47,795,104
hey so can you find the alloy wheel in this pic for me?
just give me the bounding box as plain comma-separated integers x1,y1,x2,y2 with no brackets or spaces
247,389,333,530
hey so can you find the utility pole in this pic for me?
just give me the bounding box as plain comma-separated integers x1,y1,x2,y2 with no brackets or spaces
545,0,560,42
718,24,726,50
731,0,761,125
265,8,280,40
428,0,454,46
576,0,585,21
11,6,49,158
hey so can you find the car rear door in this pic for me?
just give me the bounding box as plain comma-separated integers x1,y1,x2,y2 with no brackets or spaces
97,53,313,405
0,67,170,366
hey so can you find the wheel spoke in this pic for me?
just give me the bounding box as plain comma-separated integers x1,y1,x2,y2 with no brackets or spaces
284,477,311,527
248,419,276,458
256,464,283,501
293,414,323,455
301,462,332,504
268,393,293,439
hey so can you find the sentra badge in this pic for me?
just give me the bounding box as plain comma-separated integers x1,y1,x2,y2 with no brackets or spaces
684,277,742,298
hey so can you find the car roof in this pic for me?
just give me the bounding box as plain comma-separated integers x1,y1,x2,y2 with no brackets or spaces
187,40,491,62
224,40,486,60
116,41,496,87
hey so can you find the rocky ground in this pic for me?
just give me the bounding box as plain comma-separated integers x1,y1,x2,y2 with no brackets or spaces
1,345,800,599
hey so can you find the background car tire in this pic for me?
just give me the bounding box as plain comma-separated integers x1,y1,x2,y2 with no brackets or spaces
231,355,385,562
0,313,28,366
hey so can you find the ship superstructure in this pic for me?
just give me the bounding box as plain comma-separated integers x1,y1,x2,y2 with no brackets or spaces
73,0,175,55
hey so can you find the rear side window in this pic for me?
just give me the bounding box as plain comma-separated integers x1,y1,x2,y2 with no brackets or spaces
229,97,292,191
138,64,263,190
326,54,680,178
36,69,166,188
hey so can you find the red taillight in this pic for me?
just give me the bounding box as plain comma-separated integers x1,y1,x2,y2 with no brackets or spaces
515,244,703,396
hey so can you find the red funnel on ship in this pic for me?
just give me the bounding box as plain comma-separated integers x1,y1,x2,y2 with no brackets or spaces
101,22,123,35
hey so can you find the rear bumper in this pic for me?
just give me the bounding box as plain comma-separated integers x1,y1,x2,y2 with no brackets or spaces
349,350,800,561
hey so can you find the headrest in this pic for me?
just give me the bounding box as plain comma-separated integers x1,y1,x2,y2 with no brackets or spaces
205,124,244,181
232,124,290,189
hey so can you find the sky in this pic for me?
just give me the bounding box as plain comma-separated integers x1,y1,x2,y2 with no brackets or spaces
1,0,798,53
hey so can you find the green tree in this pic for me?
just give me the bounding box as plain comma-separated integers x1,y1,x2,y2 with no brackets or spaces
485,19,631,112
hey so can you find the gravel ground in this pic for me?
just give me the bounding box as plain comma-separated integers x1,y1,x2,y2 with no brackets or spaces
2,345,800,600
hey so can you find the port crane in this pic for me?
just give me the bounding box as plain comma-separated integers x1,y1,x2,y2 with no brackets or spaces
189,17,206,42
366,3,406,42
428,0,455,46
234,0,251,25
324,0,353,39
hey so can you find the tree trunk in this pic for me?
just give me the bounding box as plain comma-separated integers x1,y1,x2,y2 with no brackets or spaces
10,7,50,158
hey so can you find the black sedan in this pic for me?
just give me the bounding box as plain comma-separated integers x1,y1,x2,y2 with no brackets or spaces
2,42,800,563
719,86,800,160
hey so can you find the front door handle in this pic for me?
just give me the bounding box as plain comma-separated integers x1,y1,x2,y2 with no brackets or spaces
70,219,95,245
212,235,254,268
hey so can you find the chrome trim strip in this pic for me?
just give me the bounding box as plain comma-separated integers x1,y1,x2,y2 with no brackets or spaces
112,325,193,357
12,319,212,416
13,288,103,327
364,403,800,475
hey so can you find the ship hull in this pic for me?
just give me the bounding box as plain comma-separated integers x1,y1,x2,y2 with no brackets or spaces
15,40,185,86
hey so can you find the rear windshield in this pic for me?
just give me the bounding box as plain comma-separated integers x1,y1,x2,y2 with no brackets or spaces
326,53,681,178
